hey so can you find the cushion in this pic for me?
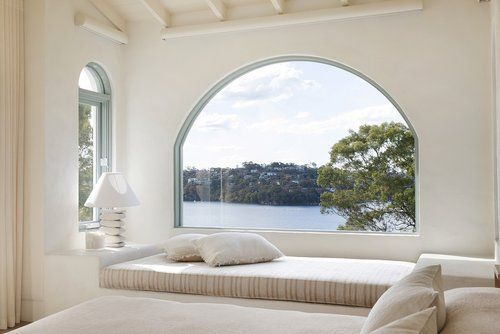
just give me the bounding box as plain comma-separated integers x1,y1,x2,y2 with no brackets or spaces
370,307,437,334
194,232,283,267
440,287,500,334
360,265,443,334
164,234,205,262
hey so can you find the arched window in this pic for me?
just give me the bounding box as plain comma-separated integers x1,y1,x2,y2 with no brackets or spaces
78,63,112,226
176,57,417,233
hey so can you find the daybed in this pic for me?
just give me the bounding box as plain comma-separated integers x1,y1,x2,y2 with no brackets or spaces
11,287,500,334
100,253,415,308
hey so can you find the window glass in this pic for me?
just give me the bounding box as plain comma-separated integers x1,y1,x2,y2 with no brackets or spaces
180,60,416,233
78,67,101,92
78,64,111,225
78,103,97,222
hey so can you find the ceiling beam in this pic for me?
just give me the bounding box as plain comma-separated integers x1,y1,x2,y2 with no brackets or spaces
270,0,285,14
75,13,128,44
138,0,171,27
162,0,423,40
206,0,227,21
88,0,127,32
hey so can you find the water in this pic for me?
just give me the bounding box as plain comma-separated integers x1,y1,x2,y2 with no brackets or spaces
182,201,346,231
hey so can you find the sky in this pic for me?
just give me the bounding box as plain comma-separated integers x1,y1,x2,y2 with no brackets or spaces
183,61,407,169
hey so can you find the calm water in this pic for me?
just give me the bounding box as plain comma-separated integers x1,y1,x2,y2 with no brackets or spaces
183,201,346,231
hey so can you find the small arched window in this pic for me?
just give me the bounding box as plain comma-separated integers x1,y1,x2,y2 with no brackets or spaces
78,63,112,225
176,57,417,233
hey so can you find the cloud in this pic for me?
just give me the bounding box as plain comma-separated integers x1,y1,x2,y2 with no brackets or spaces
217,63,320,108
192,113,239,132
184,143,242,152
295,112,310,119
249,104,404,135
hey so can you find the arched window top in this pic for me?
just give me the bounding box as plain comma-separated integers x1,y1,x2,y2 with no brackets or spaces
78,62,111,94
176,56,418,233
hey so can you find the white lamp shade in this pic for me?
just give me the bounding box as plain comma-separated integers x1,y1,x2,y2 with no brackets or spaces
85,172,140,208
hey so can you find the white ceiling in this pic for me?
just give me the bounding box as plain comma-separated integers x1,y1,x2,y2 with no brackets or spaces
105,0,376,24
84,0,409,41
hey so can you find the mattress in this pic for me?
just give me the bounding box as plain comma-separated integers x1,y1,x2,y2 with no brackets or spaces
100,254,415,307
12,296,366,334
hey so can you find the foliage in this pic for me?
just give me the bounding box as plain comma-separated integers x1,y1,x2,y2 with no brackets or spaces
78,103,94,222
183,162,322,206
317,122,415,232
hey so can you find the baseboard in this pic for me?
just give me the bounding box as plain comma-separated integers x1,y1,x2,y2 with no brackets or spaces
21,299,44,322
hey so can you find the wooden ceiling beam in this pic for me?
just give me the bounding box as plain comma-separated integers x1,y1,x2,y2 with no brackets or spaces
162,0,423,40
138,0,171,27
206,0,227,21
88,0,127,32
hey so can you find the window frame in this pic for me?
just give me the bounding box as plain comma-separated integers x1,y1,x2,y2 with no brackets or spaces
78,63,112,231
174,55,419,234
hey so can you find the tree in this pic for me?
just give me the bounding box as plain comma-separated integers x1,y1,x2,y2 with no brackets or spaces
317,122,415,232
78,103,94,222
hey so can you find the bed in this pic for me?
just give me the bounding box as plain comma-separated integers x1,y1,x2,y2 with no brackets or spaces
11,288,500,334
100,254,415,308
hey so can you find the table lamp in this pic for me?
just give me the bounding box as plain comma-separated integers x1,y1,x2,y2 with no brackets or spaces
85,172,139,248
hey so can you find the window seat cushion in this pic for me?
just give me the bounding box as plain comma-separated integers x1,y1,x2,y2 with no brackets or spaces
100,254,414,308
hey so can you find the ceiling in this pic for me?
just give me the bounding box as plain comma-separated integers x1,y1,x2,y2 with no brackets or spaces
103,0,375,26
82,0,419,41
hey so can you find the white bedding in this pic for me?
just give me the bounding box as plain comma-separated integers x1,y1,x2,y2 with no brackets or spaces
440,288,500,334
100,254,415,307
12,296,366,334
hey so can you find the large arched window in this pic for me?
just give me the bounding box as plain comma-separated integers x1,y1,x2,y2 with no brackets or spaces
176,57,417,233
78,63,112,226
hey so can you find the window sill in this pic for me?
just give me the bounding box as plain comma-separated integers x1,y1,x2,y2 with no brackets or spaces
46,243,162,267
174,225,420,237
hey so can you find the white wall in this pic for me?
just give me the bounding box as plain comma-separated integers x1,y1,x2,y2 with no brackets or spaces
23,0,126,320
22,0,497,321
123,0,495,262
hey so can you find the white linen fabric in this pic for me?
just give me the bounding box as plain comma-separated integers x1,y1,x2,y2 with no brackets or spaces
360,265,443,334
0,0,24,330
194,232,283,266
100,254,415,307
163,234,205,262
370,307,437,334
11,296,366,334
440,287,500,334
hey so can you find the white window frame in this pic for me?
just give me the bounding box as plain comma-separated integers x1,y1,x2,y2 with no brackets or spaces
174,55,419,233
78,63,112,231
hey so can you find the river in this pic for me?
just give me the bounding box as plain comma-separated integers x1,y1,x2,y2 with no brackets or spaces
182,201,346,231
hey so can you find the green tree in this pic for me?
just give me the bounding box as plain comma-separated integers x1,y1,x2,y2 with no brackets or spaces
317,122,415,232
79,103,94,221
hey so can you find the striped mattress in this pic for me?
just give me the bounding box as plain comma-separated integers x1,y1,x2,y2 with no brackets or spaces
100,254,415,307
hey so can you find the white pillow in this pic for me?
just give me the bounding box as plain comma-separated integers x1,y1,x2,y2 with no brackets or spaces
164,234,205,262
361,265,443,334
370,307,437,334
194,232,283,267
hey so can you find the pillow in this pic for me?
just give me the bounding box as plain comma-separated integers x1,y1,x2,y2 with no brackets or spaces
194,232,283,267
361,265,444,334
440,287,500,334
164,234,205,262
370,307,437,334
